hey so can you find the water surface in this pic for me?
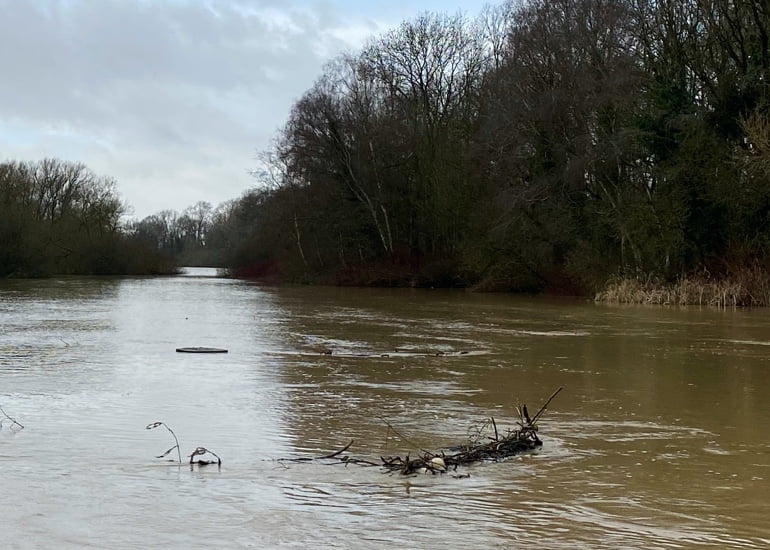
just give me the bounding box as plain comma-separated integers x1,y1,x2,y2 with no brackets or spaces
1,268,769,548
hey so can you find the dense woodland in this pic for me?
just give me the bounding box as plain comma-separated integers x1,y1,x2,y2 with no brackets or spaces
0,159,174,277
218,0,770,294
6,0,770,299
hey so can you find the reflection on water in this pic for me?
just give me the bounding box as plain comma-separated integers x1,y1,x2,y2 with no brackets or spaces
1,271,769,548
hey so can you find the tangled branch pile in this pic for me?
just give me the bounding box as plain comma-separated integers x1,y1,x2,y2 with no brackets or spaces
280,387,562,476
381,387,561,475
380,421,541,475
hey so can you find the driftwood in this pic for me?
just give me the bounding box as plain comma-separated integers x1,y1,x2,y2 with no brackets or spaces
278,387,563,476
278,440,379,467
381,387,562,475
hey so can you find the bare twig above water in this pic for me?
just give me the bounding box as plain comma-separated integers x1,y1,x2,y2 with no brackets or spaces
317,439,354,459
376,415,424,451
531,386,563,425
0,405,24,431
145,421,223,468
189,446,222,466
146,421,181,463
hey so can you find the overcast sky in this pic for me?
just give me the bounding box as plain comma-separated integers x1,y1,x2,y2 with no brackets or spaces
1,0,491,219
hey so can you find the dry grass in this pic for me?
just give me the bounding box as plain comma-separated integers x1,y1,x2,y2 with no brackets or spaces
595,267,770,307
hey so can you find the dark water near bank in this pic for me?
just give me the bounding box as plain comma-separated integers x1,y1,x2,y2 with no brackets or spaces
1,268,769,549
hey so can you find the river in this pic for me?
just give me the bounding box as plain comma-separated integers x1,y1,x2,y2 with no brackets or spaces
1,267,768,549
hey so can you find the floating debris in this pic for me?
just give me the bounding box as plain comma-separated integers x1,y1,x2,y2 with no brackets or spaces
278,387,563,476
176,347,228,353
381,417,541,475
288,349,487,359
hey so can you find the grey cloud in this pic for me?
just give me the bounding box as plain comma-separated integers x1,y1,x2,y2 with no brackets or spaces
1,0,346,123
0,0,363,217
0,0,484,217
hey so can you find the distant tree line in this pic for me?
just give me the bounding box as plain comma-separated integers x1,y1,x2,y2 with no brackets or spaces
0,158,175,277
125,194,265,271
212,0,770,292
125,201,215,266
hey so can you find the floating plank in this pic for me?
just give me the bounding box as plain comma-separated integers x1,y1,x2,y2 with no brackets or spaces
176,346,228,354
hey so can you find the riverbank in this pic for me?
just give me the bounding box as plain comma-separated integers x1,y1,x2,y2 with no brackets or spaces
594,267,770,307
230,256,770,307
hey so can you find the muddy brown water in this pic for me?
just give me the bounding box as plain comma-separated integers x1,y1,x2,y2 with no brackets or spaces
1,267,769,549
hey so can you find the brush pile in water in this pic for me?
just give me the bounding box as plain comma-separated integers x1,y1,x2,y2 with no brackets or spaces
381,387,562,475
380,416,544,475
280,387,563,476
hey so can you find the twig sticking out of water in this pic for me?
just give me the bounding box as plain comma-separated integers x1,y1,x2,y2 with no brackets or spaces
189,446,222,466
317,439,354,459
530,386,563,425
0,405,24,431
377,416,424,452
276,440,379,467
146,421,181,463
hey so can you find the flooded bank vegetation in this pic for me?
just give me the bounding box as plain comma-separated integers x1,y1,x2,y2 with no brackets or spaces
596,267,770,307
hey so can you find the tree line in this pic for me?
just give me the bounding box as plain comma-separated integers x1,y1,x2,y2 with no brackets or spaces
7,0,770,295
217,0,770,292
0,158,174,277
124,194,267,270
0,155,265,278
